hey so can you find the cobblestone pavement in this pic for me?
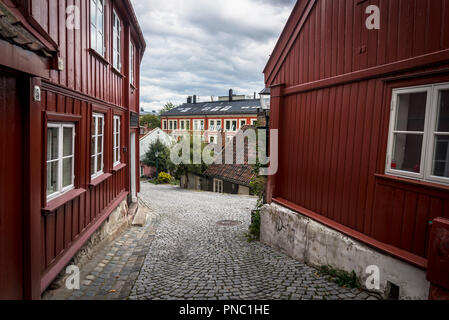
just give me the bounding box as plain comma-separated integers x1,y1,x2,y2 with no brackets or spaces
43,208,159,300
130,183,378,300
45,182,378,300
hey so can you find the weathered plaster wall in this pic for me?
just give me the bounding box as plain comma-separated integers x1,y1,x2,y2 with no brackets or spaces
260,203,430,300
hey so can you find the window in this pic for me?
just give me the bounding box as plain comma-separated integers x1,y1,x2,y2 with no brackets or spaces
186,120,190,131
112,10,121,71
130,42,135,85
180,120,185,130
90,0,104,55
91,113,104,179
194,120,204,131
213,179,223,193
163,120,167,130
216,120,222,131
386,83,449,185
113,116,121,166
209,135,216,144
225,120,237,131
209,120,215,131
240,119,246,128
47,123,75,200
251,119,258,125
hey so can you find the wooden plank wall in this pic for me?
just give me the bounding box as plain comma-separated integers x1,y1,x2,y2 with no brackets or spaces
30,0,126,107
267,0,449,260
39,88,127,275
267,0,449,86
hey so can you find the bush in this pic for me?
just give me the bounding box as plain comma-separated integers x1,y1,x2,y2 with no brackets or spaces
157,172,172,184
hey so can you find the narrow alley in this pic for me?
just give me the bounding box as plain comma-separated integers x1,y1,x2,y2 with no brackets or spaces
45,183,377,300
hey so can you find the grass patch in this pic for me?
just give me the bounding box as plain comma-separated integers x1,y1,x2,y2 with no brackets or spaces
319,265,361,289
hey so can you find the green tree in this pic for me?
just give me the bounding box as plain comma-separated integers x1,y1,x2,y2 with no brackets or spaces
143,140,172,175
172,136,209,188
159,102,177,115
140,114,161,129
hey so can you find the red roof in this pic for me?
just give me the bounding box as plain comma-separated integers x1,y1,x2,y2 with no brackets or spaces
204,126,257,187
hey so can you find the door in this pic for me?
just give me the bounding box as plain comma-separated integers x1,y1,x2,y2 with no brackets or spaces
130,131,137,202
0,73,23,299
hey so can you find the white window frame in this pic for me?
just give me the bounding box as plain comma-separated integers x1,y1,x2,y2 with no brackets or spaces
386,82,449,186
193,120,204,131
209,119,215,131
91,113,105,179
47,123,76,201
130,42,135,85
113,115,121,166
186,119,190,131
216,120,222,131
251,119,258,125
90,0,104,56
163,120,167,130
180,120,185,131
225,119,238,132
213,178,223,193
112,10,121,71
240,119,246,128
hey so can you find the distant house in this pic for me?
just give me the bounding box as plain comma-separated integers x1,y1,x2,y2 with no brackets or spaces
160,89,261,142
140,128,174,177
203,126,257,196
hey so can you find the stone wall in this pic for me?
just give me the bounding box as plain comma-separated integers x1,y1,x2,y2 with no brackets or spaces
260,203,430,300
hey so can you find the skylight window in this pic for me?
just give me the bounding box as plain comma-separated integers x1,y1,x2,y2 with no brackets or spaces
211,107,222,112
179,108,191,113
221,106,232,111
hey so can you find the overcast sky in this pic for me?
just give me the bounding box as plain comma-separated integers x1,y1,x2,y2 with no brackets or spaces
130,0,296,112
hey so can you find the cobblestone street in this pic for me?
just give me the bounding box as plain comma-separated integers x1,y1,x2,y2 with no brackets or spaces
46,182,378,300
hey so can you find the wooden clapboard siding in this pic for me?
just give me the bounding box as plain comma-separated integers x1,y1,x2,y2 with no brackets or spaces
264,0,449,267
28,0,132,107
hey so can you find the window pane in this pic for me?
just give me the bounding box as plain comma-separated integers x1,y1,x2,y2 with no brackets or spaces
437,89,449,132
97,154,103,173
392,133,423,173
47,161,58,196
91,156,96,175
97,117,103,135
432,135,449,178
63,158,73,188
90,0,96,26
395,92,427,132
97,136,103,153
63,127,73,157
47,127,59,161
91,136,96,156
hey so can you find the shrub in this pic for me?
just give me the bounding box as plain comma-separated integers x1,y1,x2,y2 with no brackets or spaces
157,172,172,184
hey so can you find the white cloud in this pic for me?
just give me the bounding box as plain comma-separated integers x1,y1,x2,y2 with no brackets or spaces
131,0,295,112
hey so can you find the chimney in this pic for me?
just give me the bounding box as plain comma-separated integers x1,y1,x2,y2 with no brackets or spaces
229,89,233,101
254,92,256,99
187,96,192,104
193,95,197,104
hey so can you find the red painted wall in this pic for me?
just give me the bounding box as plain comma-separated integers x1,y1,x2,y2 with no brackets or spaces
265,0,449,267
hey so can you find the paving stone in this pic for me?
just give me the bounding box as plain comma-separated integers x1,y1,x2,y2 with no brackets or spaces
45,183,379,301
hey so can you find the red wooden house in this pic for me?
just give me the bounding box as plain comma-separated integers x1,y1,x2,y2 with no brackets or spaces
263,0,449,299
0,0,145,299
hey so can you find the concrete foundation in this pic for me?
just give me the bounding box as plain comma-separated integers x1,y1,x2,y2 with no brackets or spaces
260,203,430,300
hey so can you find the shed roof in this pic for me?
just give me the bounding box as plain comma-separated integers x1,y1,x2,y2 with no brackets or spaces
204,126,257,187
0,2,53,58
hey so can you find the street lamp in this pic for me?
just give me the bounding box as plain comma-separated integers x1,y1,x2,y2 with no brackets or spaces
259,88,270,111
